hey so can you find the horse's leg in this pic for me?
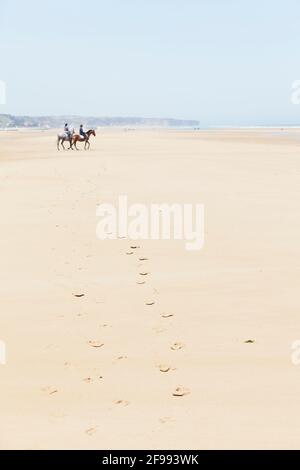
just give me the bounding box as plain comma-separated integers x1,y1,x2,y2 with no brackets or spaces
62,139,66,150
57,137,60,151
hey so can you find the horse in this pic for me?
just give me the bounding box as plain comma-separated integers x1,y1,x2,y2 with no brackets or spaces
57,129,75,151
72,129,96,150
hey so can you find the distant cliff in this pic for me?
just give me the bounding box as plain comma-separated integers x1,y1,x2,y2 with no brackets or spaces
0,114,199,129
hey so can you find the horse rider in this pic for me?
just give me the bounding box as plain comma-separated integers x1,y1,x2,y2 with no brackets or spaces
79,124,87,140
64,123,71,139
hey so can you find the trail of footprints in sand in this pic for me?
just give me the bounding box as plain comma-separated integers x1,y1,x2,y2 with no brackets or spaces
43,240,190,437
126,243,191,400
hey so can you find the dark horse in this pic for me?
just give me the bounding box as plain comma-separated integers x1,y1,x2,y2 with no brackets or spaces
72,129,96,150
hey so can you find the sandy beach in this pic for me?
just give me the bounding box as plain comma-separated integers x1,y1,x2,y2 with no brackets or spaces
1,128,300,450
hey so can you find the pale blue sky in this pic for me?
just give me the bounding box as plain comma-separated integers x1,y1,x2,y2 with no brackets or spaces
0,0,300,125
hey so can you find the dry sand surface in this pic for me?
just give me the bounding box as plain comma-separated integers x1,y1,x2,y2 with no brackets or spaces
1,128,300,449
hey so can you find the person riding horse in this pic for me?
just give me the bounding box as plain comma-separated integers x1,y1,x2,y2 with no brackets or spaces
79,124,87,140
57,124,74,150
72,128,96,150
64,123,71,139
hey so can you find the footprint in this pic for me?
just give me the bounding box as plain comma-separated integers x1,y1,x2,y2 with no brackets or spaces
244,339,255,344
136,280,146,285
88,340,104,348
158,365,171,373
85,427,97,436
159,416,174,424
114,400,130,407
126,251,134,255
171,342,184,351
153,327,167,334
73,293,85,298
42,386,58,395
113,355,128,365
146,301,155,306
140,272,149,276
172,387,190,397
51,411,67,418
161,313,174,319
84,376,103,383
130,245,140,249
139,257,148,261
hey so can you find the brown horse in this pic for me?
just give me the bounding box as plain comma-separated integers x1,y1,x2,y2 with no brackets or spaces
72,129,96,150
